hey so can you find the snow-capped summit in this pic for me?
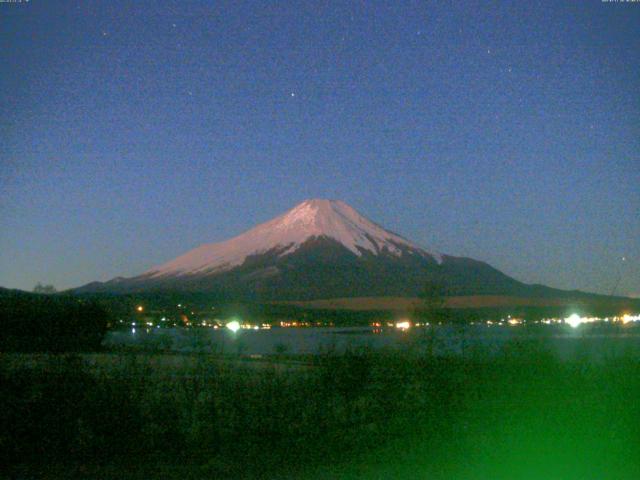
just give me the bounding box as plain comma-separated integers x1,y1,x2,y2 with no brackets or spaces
146,199,440,278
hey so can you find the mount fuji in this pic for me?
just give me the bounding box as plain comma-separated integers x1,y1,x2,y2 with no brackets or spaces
76,199,570,300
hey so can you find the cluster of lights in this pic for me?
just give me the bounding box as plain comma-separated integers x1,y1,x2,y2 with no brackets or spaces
280,321,308,327
278,321,330,327
564,313,640,328
127,312,639,335
395,320,411,331
506,315,523,325
128,302,639,333
279,321,298,327
539,318,564,325
224,320,272,332
366,313,640,331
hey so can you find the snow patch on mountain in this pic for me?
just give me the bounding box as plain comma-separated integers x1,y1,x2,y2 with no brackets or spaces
146,199,441,277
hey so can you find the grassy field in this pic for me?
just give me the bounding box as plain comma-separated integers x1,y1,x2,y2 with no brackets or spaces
2,343,640,479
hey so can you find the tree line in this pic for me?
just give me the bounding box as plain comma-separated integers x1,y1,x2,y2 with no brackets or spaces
0,291,109,352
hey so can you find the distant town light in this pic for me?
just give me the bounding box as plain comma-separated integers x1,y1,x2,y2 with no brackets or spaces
622,314,640,324
565,314,582,328
227,320,241,333
395,320,411,330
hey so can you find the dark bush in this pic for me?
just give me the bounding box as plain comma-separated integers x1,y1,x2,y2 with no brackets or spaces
0,292,109,352
0,355,93,466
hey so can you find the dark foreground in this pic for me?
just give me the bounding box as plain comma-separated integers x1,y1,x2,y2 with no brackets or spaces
2,343,639,479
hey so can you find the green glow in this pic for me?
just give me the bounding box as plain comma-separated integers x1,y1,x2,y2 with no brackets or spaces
226,320,240,333
565,313,582,328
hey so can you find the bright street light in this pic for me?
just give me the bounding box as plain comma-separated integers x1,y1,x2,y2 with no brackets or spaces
226,320,240,333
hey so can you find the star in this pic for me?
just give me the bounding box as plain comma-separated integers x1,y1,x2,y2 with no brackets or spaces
290,92,296,97
172,23,177,28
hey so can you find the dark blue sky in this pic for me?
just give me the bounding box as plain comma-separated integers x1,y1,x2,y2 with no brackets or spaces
1,0,638,296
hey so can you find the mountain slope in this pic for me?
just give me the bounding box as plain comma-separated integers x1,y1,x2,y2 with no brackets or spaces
144,199,441,279
75,199,593,301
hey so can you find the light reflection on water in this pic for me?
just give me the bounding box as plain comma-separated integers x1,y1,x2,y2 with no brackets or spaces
104,325,640,360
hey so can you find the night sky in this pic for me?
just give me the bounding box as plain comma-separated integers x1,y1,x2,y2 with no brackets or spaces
1,1,638,296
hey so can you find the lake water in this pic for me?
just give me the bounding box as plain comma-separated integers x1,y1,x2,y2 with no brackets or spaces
104,325,640,360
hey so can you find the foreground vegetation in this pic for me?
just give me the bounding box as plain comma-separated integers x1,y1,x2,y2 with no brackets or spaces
1,343,639,479
0,290,108,352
